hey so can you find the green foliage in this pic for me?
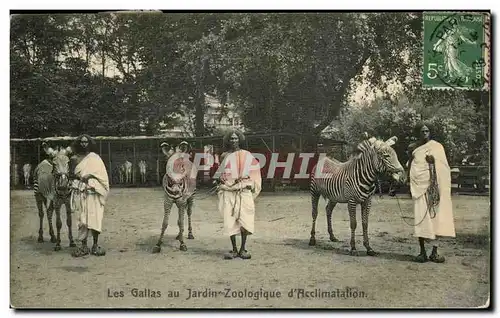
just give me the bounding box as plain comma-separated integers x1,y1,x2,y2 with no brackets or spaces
335,93,489,166
9,10,490,157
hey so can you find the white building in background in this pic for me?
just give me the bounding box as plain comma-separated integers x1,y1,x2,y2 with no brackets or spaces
154,93,244,137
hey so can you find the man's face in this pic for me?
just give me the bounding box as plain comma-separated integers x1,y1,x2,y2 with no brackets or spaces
420,125,430,142
80,137,89,150
229,133,239,149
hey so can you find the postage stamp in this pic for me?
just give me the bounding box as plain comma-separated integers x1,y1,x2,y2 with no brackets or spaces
422,12,490,90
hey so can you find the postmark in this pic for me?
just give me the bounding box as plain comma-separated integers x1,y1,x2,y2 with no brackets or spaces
422,12,490,90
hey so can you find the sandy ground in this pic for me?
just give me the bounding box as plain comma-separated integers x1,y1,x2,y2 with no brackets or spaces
10,188,490,309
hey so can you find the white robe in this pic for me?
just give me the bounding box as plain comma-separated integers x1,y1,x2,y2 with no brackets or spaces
71,152,110,233
217,150,262,236
410,140,455,239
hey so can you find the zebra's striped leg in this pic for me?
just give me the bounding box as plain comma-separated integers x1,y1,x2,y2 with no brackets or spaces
65,201,76,247
326,200,339,242
152,196,174,253
46,202,57,243
187,196,194,239
176,203,187,251
36,196,45,243
348,201,359,256
54,202,63,251
309,193,320,246
361,199,377,256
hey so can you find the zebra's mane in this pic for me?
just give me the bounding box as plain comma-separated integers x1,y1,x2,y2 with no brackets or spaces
349,140,377,161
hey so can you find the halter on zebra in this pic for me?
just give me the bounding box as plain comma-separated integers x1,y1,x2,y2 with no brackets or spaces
309,133,406,256
152,141,197,254
33,142,76,251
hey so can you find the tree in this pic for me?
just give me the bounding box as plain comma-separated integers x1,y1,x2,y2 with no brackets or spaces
334,93,488,166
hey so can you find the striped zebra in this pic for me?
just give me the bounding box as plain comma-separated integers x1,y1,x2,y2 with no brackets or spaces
152,141,197,253
309,134,406,256
33,142,76,250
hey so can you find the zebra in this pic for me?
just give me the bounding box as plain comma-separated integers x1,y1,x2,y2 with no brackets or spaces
152,141,197,254
33,142,76,250
138,160,147,184
23,163,32,187
308,134,406,256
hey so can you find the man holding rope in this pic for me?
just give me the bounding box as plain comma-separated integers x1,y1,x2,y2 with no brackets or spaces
408,123,455,263
216,129,262,260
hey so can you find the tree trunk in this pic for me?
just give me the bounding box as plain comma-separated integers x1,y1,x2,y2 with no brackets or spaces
194,56,208,137
312,51,371,135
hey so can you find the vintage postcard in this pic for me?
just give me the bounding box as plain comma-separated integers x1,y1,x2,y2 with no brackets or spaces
9,10,491,309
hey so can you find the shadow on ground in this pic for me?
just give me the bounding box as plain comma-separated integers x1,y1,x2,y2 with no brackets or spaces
453,233,490,249
280,238,416,262
19,235,76,256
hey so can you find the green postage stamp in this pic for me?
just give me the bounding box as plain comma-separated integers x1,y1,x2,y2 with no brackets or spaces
423,12,490,90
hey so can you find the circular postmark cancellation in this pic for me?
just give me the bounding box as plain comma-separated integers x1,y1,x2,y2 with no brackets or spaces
423,12,490,91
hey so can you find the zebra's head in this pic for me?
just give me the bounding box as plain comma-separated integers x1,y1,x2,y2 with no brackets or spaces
42,142,73,194
364,134,406,183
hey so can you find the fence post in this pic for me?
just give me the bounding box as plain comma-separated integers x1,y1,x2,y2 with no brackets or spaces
108,141,112,185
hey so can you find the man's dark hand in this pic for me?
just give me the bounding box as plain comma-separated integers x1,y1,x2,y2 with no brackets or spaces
425,154,435,164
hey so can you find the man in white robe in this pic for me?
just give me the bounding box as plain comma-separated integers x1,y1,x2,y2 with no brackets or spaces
216,130,262,260
70,135,110,257
409,124,455,263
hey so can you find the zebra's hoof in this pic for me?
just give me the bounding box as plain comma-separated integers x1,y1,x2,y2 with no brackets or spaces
54,245,61,251
69,242,76,248
152,245,161,254
50,237,57,243
308,238,316,246
330,236,339,242
367,249,378,256
349,249,359,256
180,244,187,251
187,233,194,240
37,237,44,243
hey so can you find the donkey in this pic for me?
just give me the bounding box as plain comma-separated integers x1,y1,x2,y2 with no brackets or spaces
33,142,75,251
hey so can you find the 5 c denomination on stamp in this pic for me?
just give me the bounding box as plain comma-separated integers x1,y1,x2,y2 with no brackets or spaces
423,11,490,90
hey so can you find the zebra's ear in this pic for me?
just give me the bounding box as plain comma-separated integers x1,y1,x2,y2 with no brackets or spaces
178,141,191,153
160,142,173,156
61,146,73,156
385,136,398,147
42,142,56,157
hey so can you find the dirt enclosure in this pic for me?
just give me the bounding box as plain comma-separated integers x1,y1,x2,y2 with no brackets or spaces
10,188,490,308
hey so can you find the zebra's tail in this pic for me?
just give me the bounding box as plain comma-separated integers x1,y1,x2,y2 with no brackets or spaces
33,179,38,194
309,163,321,198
